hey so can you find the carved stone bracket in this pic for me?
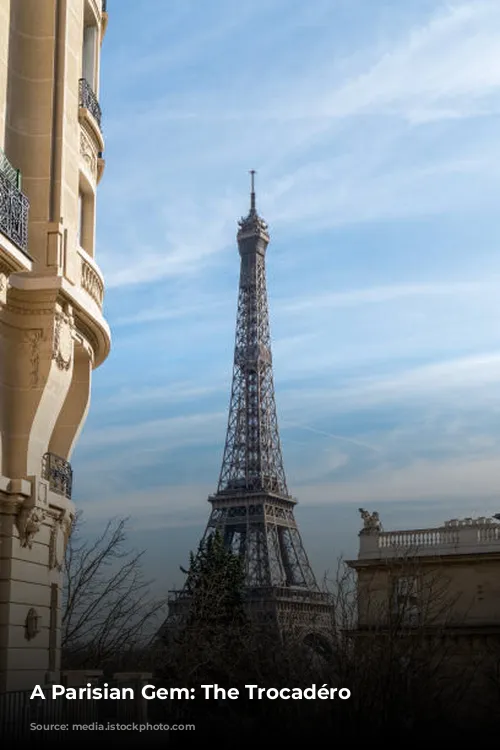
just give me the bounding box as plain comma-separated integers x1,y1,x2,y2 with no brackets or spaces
53,308,74,371
17,505,46,548
21,329,43,387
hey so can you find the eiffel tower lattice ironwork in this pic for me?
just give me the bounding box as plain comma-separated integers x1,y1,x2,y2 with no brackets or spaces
163,173,332,638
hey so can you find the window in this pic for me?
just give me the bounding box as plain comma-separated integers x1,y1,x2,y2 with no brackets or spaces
82,24,97,89
392,576,419,625
78,177,95,257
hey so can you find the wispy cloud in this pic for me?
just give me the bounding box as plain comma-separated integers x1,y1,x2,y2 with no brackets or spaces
280,352,500,420
76,484,212,526
76,451,500,528
79,411,226,450
100,193,239,289
107,278,500,351
276,280,500,314
309,1,500,123
267,149,500,229
102,382,224,410
299,453,500,507
112,300,227,327
98,1,500,290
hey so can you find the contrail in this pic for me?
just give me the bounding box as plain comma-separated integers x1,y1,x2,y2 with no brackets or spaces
282,421,382,453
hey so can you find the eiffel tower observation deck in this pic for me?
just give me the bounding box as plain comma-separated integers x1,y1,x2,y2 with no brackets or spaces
162,174,332,641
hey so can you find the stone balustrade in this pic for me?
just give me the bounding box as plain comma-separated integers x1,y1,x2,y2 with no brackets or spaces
81,254,104,308
358,517,500,560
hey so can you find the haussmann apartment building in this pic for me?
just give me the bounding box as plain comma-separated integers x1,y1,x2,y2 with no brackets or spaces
0,0,110,692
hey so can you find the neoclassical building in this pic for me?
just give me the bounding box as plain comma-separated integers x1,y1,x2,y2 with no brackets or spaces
0,0,110,691
350,509,500,632
348,509,500,719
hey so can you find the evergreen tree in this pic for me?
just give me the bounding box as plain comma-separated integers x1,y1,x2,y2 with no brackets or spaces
182,530,246,631
157,531,254,730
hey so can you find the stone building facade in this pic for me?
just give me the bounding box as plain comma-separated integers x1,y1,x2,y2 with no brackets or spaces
350,510,500,631
0,0,110,691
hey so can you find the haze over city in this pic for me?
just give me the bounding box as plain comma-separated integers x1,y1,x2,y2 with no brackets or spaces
72,0,500,590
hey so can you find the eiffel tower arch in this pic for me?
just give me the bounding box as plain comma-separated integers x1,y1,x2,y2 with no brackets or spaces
161,174,333,645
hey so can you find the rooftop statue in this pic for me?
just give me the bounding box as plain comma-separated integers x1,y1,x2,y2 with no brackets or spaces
359,508,382,534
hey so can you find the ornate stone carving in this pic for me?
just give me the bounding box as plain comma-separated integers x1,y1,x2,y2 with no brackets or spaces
17,505,46,548
359,508,382,534
80,128,97,179
21,329,43,387
64,512,74,547
25,608,41,640
53,309,74,371
49,512,73,570
49,518,62,570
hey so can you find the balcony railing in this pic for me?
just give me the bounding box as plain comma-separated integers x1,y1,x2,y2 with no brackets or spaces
79,78,102,128
0,147,21,189
0,168,29,254
42,452,73,500
81,255,104,307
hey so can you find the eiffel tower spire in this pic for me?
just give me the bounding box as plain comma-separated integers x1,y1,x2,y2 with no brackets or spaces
162,176,332,638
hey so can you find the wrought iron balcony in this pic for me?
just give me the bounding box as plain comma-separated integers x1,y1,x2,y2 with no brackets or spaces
79,78,102,128
0,147,21,189
0,154,29,254
42,452,73,500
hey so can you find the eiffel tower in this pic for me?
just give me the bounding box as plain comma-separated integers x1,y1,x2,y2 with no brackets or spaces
162,174,332,641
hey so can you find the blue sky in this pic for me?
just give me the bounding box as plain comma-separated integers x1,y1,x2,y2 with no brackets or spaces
73,0,500,591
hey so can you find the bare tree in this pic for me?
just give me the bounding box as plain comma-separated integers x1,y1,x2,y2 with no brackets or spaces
156,551,485,737
323,553,483,733
476,626,500,723
62,512,167,670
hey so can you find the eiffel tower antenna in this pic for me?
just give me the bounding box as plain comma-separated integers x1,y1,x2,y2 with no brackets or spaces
250,169,256,211
161,175,332,640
